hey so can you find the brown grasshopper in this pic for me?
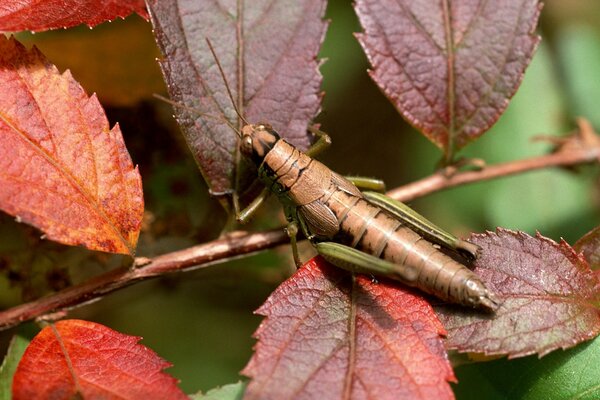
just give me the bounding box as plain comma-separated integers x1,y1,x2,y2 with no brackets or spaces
165,40,500,311
236,122,498,311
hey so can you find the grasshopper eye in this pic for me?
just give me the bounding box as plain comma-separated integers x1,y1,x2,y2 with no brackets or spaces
240,135,253,156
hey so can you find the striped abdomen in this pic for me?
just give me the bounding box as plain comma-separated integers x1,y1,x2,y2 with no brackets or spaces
260,140,495,309
325,189,493,307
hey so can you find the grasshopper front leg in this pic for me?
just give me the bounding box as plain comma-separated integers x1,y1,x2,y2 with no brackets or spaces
235,187,271,224
362,191,479,259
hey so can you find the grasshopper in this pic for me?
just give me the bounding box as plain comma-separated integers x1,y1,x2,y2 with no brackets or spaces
236,123,499,311
170,40,500,311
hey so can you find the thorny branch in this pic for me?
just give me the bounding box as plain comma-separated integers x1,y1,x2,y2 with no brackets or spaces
0,119,598,331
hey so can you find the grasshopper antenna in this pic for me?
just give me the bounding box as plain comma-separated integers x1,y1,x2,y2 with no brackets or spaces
153,93,242,138
205,38,250,127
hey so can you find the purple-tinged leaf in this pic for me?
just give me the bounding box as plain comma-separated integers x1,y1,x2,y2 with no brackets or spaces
147,0,327,200
355,0,541,160
437,228,600,358
243,257,455,400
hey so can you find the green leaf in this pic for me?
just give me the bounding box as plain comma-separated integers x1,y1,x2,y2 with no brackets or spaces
190,382,246,400
0,335,29,400
454,336,600,400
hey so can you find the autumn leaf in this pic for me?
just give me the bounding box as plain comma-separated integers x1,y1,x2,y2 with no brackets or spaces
0,36,144,255
355,0,541,160
12,319,187,400
436,229,600,358
243,257,455,400
575,225,600,270
0,0,148,32
147,0,327,199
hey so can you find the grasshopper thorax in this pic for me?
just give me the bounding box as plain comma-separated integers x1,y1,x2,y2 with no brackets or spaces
240,123,281,165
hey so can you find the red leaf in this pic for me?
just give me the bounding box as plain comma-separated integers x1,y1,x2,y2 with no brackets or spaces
12,319,186,400
0,37,144,255
575,225,600,270
243,257,455,400
0,0,148,32
436,229,600,358
147,0,327,197
354,0,541,159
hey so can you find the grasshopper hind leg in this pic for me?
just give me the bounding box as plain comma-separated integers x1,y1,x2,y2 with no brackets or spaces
314,242,418,282
315,242,498,312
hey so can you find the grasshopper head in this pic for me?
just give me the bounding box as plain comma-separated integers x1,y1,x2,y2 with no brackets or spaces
240,124,281,164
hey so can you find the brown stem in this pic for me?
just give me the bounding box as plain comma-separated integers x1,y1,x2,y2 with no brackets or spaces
0,229,288,330
388,147,598,202
0,121,598,331
389,118,600,201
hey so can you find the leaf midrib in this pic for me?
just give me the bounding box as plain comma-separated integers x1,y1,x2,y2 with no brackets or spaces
442,0,456,161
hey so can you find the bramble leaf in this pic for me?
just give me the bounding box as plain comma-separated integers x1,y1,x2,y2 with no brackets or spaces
147,0,327,198
437,228,600,358
243,257,455,400
355,0,541,160
12,319,187,400
0,0,148,32
0,37,144,255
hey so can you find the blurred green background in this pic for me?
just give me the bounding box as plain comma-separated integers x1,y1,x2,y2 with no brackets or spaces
1,0,599,397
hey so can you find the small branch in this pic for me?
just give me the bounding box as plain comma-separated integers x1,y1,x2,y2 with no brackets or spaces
389,118,600,202
0,229,288,330
0,120,598,331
